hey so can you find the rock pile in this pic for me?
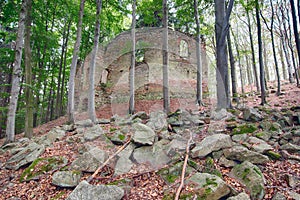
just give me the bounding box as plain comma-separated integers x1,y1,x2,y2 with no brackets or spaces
1,106,300,199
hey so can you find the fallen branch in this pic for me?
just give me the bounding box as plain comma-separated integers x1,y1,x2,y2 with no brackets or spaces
86,138,131,183
175,130,193,200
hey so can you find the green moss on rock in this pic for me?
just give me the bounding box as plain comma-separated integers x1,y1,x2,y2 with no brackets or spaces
233,124,257,135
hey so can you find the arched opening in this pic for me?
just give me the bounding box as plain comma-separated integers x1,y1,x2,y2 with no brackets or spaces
180,39,189,58
136,40,145,63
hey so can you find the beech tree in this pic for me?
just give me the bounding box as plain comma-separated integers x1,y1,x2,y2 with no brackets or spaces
24,0,33,138
129,0,136,115
162,0,170,113
194,0,203,105
88,0,102,123
214,0,234,109
5,0,26,144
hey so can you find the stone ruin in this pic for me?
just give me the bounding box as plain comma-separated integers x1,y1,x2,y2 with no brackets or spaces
75,27,209,115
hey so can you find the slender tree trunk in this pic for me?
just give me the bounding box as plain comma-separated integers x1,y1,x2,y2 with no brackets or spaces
88,0,102,123
263,38,270,81
290,0,300,67
279,38,288,80
5,0,26,144
245,55,253,86
227,31,238,102
194,0,203,105
129,0,136,114
214,0,234,109
68,0,85,123
24,0,33,138
246,10,260,92
162,0,170,113
256,0,266,105
232,30,245,94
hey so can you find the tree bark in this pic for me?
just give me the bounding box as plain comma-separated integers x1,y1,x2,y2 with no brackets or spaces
162,0,170,113
129,0,136,114
68,0,85,124
88,0,102,123
255,0,266,105
214,0,234,109
24,0,33,138
279,38,288,80
227,31,238,102
290,0,300,69
246,9,260,92
194,0,203,105
5,0,26,144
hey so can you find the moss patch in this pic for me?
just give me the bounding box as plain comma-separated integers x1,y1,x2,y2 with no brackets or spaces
232,124,257,135
266,150,281,160
20,156,67,182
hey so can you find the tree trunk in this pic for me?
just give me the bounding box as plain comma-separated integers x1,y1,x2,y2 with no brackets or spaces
255,0,266,105
24,0,33,138
67,0,85,124
5,0,26,144
88,0,102,123
232,30,244,94
246,10,260,92
279,38,288,80
214,0,234,109
263,38,270,81
162,0,170,113
129,0,136,114
194,0,203,105
290,0,300,68
227,31,238,102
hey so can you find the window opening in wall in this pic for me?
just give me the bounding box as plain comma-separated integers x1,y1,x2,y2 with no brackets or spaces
180,40,189,58
136,40,145,63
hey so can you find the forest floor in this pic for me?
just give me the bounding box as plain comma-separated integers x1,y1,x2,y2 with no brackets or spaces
0,81,300,199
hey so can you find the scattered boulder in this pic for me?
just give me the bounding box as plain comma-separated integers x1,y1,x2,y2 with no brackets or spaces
66,181,124,200
146,111,168,131
230,161,265,200
243,108,263,122
247,137,273,153
211,108,233,121
83,125,104,141
132,145,171,169
223,146,269,164
272,192,286,200
132,123,156,145
5,142,45,170
191,134,232,158
280,143,300,153
20,156,68,182
52,171,81,187
114,144,135,176
35,128,66,146
187,173,231,199
75,119,93,128
70,147,108,172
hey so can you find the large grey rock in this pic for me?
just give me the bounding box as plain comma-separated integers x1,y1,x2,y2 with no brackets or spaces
52,171,81,187
230,161,265,200
132,123,156,145
146,111,167,131
35,128,66,146
70,147,108,172
187,173,230,200
75,119,93,127
248,137,273,153
211,108,233,121
114,144,135,176
132,145,171,169
223,145,269,164
280,143,300,153
191,134,233,158
227,192,251,200
165,137,187,156
66,181,124,200
5,142,45,170
243,108,263,122
83,125,104,141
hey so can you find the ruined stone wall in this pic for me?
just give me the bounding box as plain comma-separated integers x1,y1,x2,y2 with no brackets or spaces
75,27,208,111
